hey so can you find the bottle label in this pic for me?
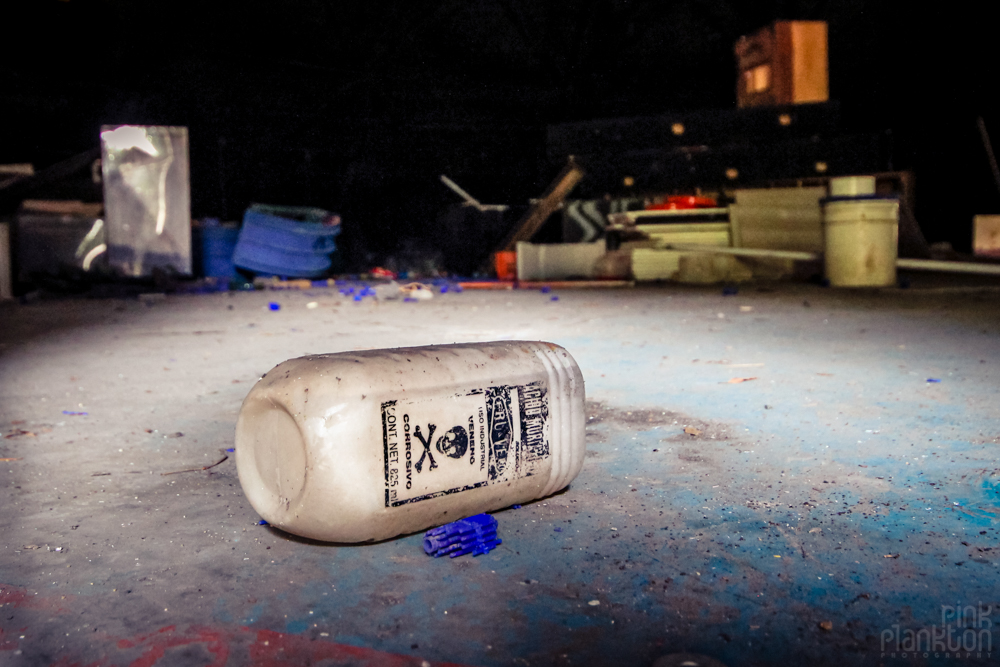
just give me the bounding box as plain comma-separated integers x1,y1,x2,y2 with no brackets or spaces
381,382,549,507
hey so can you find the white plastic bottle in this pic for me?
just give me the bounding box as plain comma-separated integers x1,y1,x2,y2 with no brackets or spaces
235,341,586,542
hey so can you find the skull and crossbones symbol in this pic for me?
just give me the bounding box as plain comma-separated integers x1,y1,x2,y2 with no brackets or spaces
414,423,469,472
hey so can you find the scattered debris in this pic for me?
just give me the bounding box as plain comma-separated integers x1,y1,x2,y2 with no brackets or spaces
727,377,757,384
423,514,501,558
255,278,312,290
0,457,23,462
818,620,833,631
370,267,397,279
161,450,229,476
927,378,941,383
268,302,281,311
306,301,319,309
62,411,88,416
883,553,900,559
588,600,600,606
400,283,434,301
4,430,34,439
684,426,702,436
91,472,111,476
257,519,269,526
165,432,184,438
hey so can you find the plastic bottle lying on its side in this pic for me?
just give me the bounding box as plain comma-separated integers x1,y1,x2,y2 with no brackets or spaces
235,341,586,543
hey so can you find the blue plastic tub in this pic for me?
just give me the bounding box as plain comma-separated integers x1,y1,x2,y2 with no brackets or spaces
232,205,341,278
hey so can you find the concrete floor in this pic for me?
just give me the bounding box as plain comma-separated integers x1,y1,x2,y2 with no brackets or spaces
1,276,999,666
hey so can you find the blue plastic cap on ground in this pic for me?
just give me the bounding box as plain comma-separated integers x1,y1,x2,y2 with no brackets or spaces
268,302,281,311
423,514,501,558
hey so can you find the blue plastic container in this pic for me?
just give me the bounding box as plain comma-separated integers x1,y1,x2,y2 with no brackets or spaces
232,204,341,278
201,224,240,278
423,514,501,558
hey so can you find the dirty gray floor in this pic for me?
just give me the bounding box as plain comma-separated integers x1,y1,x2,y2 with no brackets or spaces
1,277,999,666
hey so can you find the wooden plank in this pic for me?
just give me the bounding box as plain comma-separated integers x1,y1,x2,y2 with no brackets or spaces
517,280,633,289
500,158,584,252
21,200,104,217
0,223,11,300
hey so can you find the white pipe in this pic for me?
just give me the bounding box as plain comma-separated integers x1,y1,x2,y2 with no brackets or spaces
439,174,485,211
662,243,820,261
896,258,1000,275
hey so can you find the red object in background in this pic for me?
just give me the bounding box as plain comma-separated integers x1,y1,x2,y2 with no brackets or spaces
370,267,397,279
494,251,517,280
646,195,717,211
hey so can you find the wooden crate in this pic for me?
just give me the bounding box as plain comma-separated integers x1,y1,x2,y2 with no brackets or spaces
735,21,828,108
636,222,732,249
974,215,1000,257
729,187,826,252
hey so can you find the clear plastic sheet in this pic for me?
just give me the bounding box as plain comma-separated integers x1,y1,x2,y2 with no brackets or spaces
100,125,191,276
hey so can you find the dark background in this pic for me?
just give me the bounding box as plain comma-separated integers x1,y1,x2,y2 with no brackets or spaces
3,0,998,271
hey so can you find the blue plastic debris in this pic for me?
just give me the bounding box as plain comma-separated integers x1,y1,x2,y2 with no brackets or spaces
550,296,559,301
226,448,235,453
62,411,87,416
232,204,341,278
257,519,269,526
927,378,941,383
553,527,562,532
268,302,281,311
423,514,501,558
540,286,551,293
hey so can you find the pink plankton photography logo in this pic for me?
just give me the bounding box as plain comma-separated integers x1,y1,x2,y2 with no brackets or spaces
881,603,993,659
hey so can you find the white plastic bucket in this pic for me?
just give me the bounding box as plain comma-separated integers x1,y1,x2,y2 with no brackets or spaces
829,175,876,197
823,198,899,287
